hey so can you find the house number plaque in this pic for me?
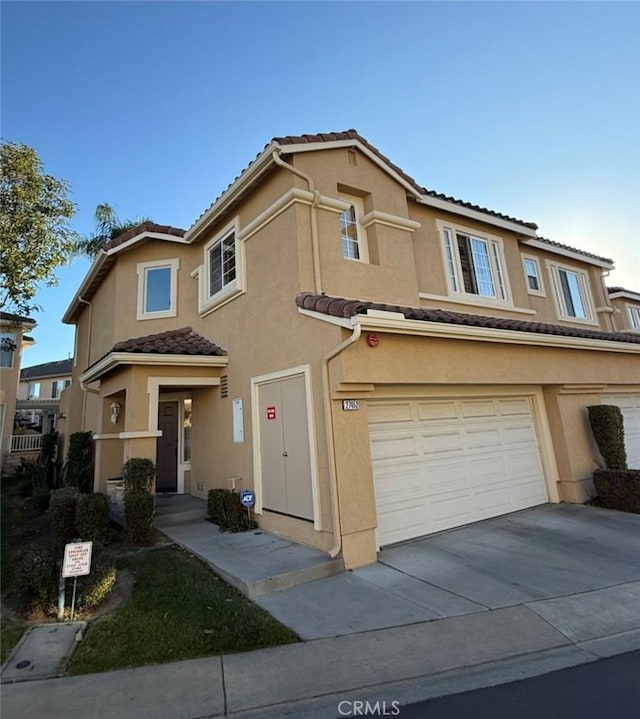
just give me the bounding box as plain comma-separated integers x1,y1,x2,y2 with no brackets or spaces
342,400,360,411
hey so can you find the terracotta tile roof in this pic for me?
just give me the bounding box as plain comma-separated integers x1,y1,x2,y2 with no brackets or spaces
21,359,73,380
103,222,185,251
534,237,612,265
296,292,640,345
275,130,539,230
110,326,226,356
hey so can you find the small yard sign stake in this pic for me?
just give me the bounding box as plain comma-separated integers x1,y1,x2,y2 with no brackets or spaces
62,540,93,621
240,489,256,522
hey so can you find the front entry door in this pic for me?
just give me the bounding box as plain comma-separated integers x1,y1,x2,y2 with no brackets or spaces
156,401,179,492
259,374,314,520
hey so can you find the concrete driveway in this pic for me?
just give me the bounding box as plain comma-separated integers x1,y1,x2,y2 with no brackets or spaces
256,504,640,640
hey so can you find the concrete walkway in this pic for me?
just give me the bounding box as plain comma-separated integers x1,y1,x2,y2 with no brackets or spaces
3,503,640,717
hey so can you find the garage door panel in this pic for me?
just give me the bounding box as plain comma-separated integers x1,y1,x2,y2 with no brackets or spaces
368,402,413,424
370,395,549,546
417,401,458,421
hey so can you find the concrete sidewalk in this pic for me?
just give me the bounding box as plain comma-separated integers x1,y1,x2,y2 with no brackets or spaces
2,587,639,718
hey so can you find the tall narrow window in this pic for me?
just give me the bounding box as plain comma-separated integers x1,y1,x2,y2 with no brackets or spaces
628,306,640,329
28,382,40,399
523,258,541,292
209,231,236,297
559,269,586,318
182,399,192,463
340,205,361,260
0,333,16,368
548,262,594,322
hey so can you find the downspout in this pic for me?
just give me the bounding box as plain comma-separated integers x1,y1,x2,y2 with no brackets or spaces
322,320,362,558
77,297,93,427
271,150,323,295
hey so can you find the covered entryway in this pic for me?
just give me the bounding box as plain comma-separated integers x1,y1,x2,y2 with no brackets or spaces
253,368,315,522
369,395,549,546
601,394,640,468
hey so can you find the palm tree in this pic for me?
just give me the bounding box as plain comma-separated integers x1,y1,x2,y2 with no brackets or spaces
76,203,151,258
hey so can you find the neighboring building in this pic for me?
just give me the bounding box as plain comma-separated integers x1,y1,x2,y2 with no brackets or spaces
61,130,640,569
16,359,73,433
1,311,37,470
608,287,640,334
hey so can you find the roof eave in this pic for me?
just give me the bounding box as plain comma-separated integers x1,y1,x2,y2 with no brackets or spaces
522,238,614,269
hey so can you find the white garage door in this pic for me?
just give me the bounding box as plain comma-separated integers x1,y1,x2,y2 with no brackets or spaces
601,395,640,469
369,396,549,546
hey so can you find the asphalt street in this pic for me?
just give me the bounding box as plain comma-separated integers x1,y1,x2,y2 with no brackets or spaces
398,650,640,719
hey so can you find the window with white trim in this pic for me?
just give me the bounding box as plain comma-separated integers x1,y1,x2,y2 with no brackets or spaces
439,223,509,302
0,333,16,368
339,195,367,262
28,382,40,399
208,229,236,297
628,305,640,330
52,379,70,399
136,259,179,320
522,255,545,295
548,262,595,322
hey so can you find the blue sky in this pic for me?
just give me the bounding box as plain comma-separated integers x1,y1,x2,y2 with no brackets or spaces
3,0,639,368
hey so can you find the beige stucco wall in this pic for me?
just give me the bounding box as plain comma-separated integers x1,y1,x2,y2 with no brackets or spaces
1,326,34,469
610,296,640,333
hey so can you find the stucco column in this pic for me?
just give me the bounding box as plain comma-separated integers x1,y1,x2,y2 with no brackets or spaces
331,398,378,569
543,385,604,502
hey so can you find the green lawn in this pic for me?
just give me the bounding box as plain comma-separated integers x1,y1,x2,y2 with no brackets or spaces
67,547,299,675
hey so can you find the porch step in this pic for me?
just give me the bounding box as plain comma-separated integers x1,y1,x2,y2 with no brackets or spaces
154,494,207,527
155,517,344,598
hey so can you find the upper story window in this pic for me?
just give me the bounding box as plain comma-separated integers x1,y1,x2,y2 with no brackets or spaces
136,259,179,320
195,219,245,317
627,305,640,330
339,195,368,262
209,229,236,297
547,261,595,323
28,382,40,399
0,333,16,368
439,222,509,302
52,379,70,399
522,255,545,296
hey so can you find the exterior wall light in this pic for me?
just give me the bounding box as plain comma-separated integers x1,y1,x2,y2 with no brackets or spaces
110,401,121,425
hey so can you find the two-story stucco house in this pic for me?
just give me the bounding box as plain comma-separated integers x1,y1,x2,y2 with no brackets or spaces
1,311,36,471
61,130,640,569
16,358,73,433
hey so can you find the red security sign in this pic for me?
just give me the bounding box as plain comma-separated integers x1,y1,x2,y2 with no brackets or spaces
266,406,277,420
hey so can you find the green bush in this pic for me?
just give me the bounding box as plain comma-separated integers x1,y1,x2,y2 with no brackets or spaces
75,550,117,609
593,468,640,514
587,405,628,470
125,492,155,544
14,456,47,498
63,432,94,493
75,493,110,546
12,546,56,608
50,486,81,553
122,457,155,494
207,488,257,533
39,431,60,489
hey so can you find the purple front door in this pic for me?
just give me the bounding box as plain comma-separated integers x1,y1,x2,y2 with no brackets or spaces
156,401,178,492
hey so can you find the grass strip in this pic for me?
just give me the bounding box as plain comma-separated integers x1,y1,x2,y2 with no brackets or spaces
68,546,298,675
1,625,25,664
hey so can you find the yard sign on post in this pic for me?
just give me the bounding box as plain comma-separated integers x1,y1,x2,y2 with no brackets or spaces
239,489,256,522
62,540,93,621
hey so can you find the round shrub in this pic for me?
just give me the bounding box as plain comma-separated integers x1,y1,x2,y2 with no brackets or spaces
50,486,81,553
125,492,155,544
75,493,110,546
12,546,56,609
76,551,117,609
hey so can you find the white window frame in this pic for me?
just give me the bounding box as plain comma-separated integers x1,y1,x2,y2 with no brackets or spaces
627,304,640,331
0,332,16,368
196,218,245,316
521,254,545,296
547,261,597,324
28,382,40,399
136,258,179,320
338,194,369,263
437,220,512,306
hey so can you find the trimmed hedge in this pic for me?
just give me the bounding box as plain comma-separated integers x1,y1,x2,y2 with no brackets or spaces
75,493,110,546
587,405,627,470
593,469,640,514
125,492,155,544
12,546,56,608
122,458,155,494
207,488,258,533
49,487,81,553
63,432,94,493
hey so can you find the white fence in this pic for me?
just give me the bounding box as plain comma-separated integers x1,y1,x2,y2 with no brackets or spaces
10,434,43,453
